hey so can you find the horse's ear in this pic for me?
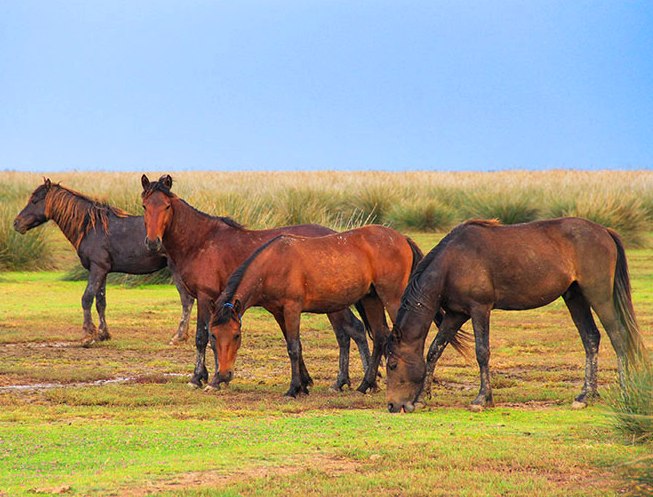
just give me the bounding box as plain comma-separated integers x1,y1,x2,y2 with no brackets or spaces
141,174,150,191
44,178,51,189
233,299,242,316
162,174,173,190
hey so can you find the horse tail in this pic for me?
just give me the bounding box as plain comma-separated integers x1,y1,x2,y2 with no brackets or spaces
607,228,647,365
433,310,474,361
405,236,424,274
354,301,374,341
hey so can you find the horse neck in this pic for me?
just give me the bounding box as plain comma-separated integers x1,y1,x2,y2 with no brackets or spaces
45,188,98,249
163,197,235,260
397,274,443,344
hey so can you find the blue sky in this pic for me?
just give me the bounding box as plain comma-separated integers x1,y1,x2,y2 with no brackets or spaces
1,1,652,172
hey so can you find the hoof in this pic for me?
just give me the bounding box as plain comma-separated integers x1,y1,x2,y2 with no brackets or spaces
96,331,111,342
571,400,587,410
330,379,351,392
80,335,95,348
469,404,484,413
169,334,189,346
188,381,201,389
203,384,220,392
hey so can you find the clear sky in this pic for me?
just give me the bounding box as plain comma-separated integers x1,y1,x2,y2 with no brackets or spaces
1,1,652,172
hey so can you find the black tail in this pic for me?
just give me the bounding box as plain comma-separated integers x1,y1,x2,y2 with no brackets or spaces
607,229,647,365
433,311,474,361
405,237,424,275
354,301,373,342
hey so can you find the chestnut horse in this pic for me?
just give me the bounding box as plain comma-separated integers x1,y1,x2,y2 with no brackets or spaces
208,225,424,397
141,174,371,390
386,218,647,413
13,178,194,346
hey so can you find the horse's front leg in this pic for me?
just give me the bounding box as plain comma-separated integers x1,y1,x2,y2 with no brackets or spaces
189,296,211,388
80,265,108,347
279,307,309,397
470,306,494,410
95,276,111,341
420,311,470,402
356,296,388,394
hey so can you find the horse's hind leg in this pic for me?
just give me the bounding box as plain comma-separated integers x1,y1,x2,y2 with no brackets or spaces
420,311,470,402
189,296,211,388
170,270,195,345
356,296,389,394
80,265,108,347
327,310,370,391
470,306,494,409
562,286,601,407
95,276,111,341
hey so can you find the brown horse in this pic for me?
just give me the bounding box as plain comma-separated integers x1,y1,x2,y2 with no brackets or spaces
13,179,194,346
141,174,371,390
208,225,424,397
386,218,647,413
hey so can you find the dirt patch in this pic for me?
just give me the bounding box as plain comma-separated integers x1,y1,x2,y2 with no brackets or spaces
117,453,361,497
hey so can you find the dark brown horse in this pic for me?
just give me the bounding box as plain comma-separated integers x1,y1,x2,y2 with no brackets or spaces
386,218,647,413
208,225,424,396
140,174,371,390
13,178,194,346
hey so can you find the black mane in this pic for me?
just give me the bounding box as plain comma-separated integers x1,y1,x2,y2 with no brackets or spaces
211,235,286,326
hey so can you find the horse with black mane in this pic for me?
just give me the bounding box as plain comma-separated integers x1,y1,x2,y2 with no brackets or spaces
13,178,194,346
209,225,428,396
386,218,647,413
140,174,372,391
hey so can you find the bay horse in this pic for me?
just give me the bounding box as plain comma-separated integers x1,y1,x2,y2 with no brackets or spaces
386,218,648,413
13,178,194,347
140,174,371,391
208,225,424,397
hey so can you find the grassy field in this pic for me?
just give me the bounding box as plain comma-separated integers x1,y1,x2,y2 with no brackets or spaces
0,233,651,496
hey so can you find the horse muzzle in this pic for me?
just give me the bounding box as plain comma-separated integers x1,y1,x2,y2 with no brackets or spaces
217,370,234,385
387,401,416,414
13,218,28,234
144,236,162,252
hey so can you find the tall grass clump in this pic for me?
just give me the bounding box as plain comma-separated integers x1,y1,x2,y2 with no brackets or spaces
608,365,653,496
0,204,54,271
548,194,649,247
608,366,653,444
460,190,540,225
387,199,455,231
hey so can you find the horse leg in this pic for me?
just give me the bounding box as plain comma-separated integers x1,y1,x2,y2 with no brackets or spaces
205,332,221,390
420,311,470,402
189,296,211,388
278,306,310,397
170,271,195,345
80,266,108,347
584,296,629,389
95,276,111,341
563,287,601,407
470,306,494,409
356,296,389,394
326,311,366,391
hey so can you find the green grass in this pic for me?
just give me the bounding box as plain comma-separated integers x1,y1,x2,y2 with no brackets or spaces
0,236,652,496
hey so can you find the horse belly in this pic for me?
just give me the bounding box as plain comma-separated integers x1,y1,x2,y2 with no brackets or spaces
493,269,573,311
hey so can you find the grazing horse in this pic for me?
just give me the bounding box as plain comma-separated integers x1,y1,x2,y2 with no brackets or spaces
140,174,371,391
386,218,647,413
13,178,194,347
208,225,424,396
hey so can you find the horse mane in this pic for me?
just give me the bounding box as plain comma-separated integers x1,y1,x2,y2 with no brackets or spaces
463,218,502,227
142,178,244,230
45,184,129,249
212,235,286,326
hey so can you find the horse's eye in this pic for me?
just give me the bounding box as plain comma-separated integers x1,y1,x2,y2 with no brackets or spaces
233,333,241,341
388,359,398,371
165,204,171,210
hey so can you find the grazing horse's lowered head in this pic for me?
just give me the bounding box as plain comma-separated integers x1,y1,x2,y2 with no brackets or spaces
209,299,244,385
141,174,174,252
13,178,52,234
385,328,427,413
